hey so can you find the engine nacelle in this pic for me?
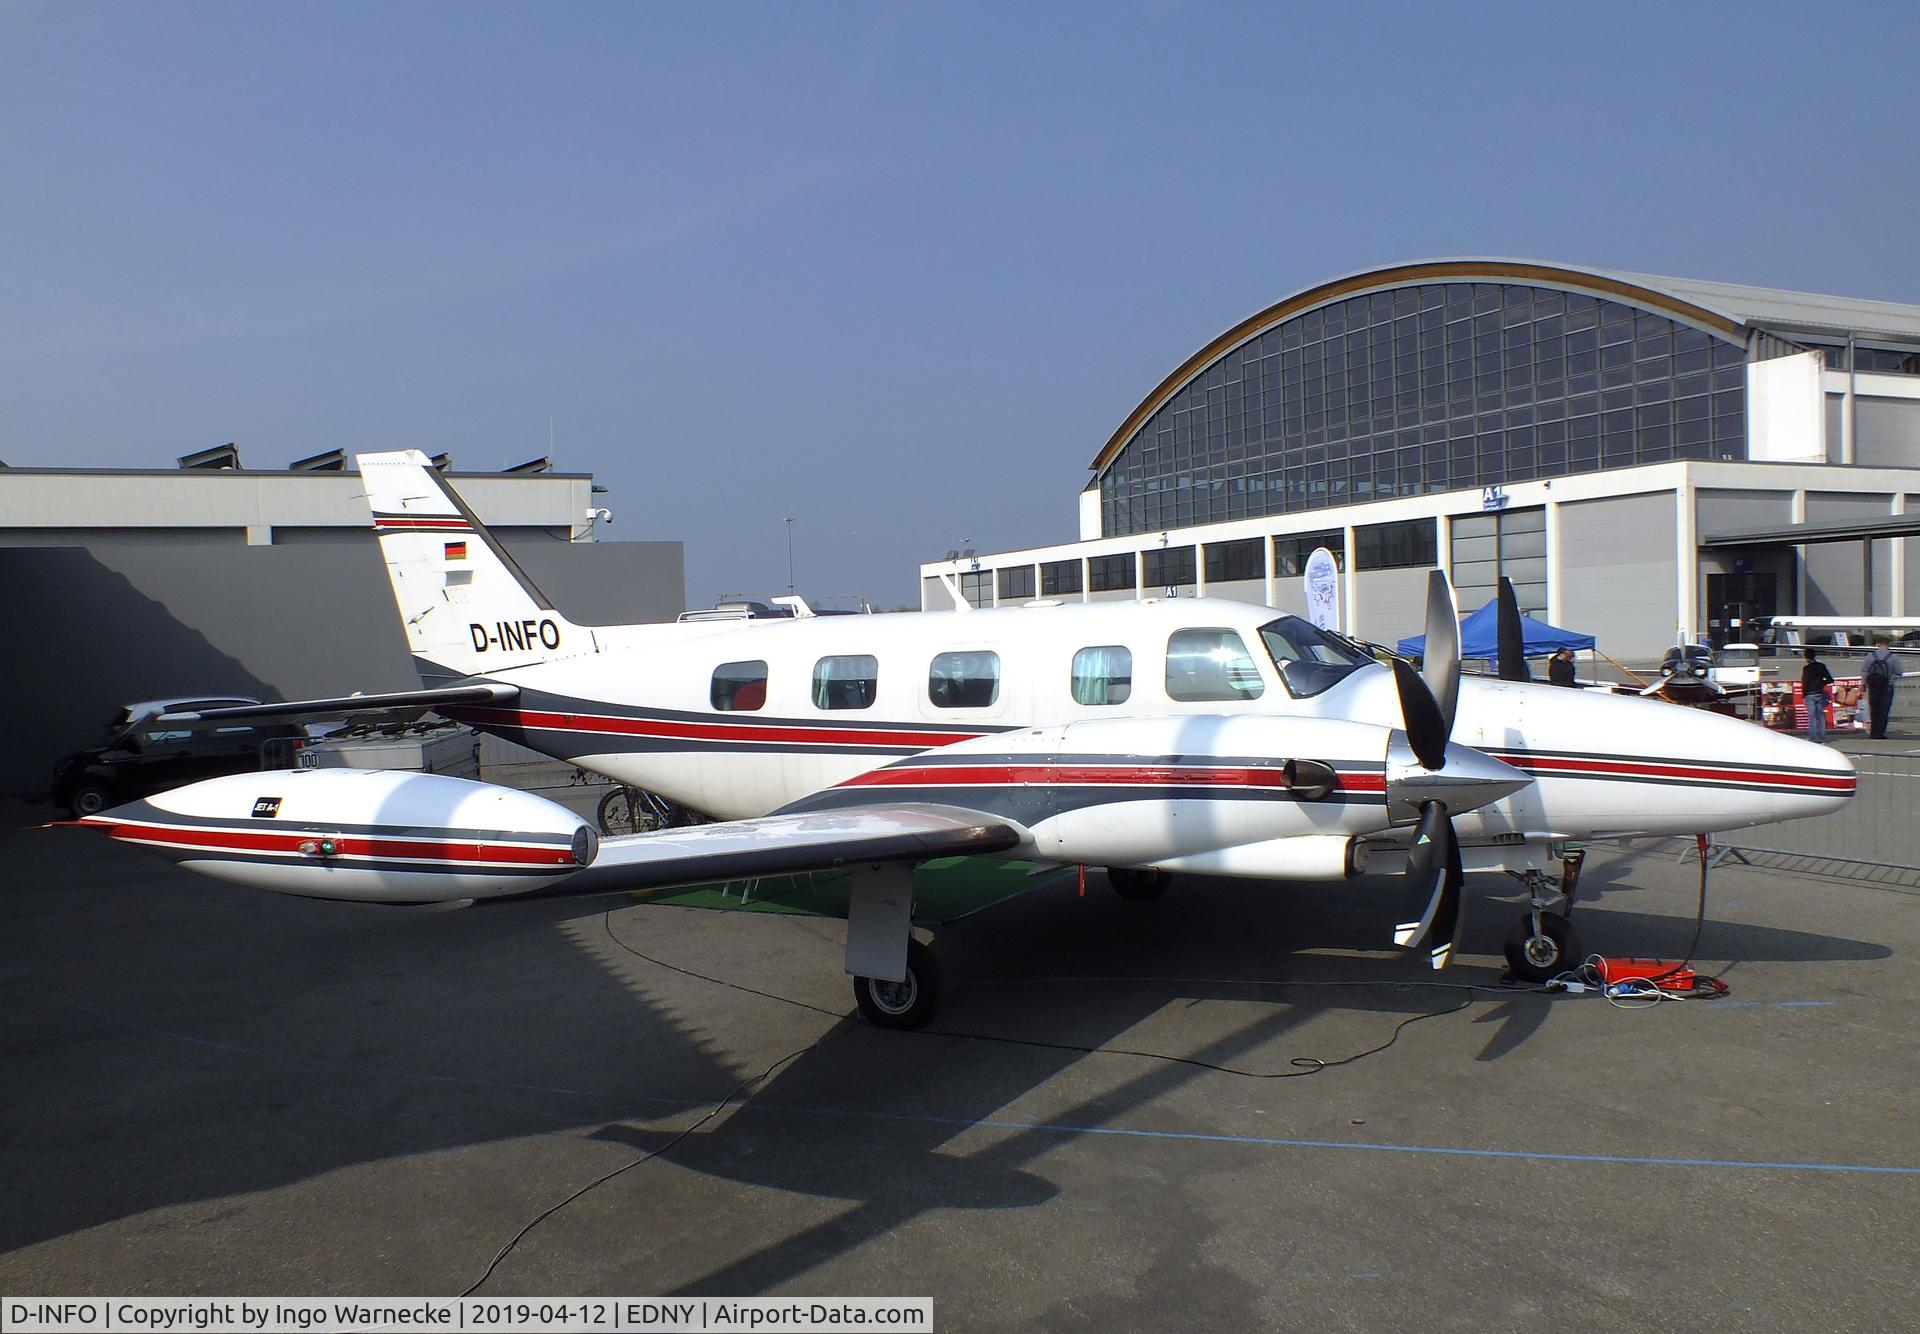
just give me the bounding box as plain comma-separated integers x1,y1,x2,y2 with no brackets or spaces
79,769,597,903
1148,834,1367,881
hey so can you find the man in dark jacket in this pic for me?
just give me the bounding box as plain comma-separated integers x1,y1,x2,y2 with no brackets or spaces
1864,636,1905,739
1801,647,1835,744
1548,647,1577,687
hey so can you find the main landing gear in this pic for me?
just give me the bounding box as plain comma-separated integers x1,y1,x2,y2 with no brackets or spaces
1106,866,1173,901
852,937,942,1030
1503,847,1586,981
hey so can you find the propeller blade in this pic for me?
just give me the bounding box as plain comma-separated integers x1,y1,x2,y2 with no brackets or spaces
1393,800,1451,948
1426,820,1466,969
1419,569,1460,740
1496,576,1529,682
1392,659,1450,771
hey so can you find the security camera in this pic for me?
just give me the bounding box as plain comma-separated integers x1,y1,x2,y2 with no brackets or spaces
588,507,613,526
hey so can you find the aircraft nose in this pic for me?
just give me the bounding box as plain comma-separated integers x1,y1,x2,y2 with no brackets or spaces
1714,718,1857,825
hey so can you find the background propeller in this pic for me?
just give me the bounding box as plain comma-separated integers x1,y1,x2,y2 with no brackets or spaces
1496,576,1529,682
1389,570,1470,969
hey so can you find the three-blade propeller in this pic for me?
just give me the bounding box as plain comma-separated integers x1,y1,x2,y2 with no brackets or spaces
1389,572,1529,968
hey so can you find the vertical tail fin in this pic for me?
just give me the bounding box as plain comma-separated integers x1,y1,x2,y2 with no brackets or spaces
357,450,586,683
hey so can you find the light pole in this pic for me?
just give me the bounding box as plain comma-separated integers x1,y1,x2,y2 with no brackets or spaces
784,517,795,594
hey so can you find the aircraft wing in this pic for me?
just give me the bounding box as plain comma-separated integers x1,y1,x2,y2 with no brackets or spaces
155,682,520,723
551,802,1024,900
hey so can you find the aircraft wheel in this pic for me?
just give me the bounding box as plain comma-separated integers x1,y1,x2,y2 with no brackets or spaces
1504,913,1579,982
1107,867,1173,901
69,784,114,819
852,938,942,1030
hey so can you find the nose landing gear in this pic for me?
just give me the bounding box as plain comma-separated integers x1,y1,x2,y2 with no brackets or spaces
1503,847,1586,982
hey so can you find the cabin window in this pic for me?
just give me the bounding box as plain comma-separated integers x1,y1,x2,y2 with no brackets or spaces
812,655,879,710
711,660,768,711
1165,628,1265,701
1071,645,1133,705
928,651,1000,708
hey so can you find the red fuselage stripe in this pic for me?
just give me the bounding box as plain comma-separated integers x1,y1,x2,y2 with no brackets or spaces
100,822,576,866
1505,754,1855,791
465,705,983,751
839,764,1386,793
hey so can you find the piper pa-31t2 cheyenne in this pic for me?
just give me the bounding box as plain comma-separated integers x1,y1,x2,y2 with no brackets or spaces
76,451,1856,1027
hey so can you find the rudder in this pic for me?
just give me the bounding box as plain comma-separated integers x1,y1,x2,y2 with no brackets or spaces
357,450,586,683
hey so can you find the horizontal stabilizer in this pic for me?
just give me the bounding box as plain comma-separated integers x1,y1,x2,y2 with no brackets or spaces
156,682,519,723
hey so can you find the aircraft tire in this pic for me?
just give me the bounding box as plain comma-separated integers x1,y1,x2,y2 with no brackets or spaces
853,938,941,1030
1504,912,1578,982
1107,867,1173,901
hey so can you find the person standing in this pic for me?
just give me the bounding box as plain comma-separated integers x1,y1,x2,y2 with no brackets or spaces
1548,647,1577,687
1864,636,1905,739
1800,647,1835,743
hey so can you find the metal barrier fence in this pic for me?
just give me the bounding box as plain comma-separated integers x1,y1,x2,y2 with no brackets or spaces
475,733,612,824
1716,748,1920,879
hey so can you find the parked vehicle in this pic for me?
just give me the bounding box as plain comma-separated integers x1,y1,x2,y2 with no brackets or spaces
50,697,308,818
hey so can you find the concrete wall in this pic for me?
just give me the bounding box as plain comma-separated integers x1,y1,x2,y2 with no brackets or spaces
1557,493,1679,657
2,536,682,797
1803,492,1895,616
1855,397,1920,468
1352,567,1431,645
1204,577,1268,606
1696,488,1793,535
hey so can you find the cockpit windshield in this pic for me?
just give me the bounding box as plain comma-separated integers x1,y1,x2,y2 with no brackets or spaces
1258,616,1374,698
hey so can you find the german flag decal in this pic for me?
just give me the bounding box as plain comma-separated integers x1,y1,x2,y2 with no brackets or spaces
444,540,468,561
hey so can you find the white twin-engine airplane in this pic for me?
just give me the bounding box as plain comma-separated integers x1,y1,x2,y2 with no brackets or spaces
76,451,1856,1027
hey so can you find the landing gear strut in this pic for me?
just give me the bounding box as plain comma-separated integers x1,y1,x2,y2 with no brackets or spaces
1503,848,1585,982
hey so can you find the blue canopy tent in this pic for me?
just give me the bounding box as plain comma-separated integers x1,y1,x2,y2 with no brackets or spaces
1396,600,1595,660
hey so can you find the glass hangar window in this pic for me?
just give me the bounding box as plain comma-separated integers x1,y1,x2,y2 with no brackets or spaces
1041,559,1083,596
1165,628,1265,701
1204,537,1264,583
812,655,878,710
710,660,768,711
1089,553,1136,593
997,566,1036,600
928,651,1000,709
1142,545,1196,589
1096,277,1752,537
1355,519,1437,570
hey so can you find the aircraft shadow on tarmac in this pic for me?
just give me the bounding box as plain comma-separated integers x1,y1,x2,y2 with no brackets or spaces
572,861,1892,1298
1,826,1893,1288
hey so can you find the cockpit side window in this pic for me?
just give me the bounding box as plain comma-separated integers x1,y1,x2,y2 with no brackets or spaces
1258,615,1372,698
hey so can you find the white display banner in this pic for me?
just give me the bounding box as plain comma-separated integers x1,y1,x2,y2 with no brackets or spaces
1303,546,1341,632
0,1297,933,1334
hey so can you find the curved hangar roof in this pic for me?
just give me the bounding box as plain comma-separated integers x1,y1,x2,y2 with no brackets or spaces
1090,258,1920,475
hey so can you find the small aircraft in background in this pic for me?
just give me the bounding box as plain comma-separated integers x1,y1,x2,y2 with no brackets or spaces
74,451,1856,1028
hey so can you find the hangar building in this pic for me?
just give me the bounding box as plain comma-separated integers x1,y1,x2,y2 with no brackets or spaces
0,446,683,797
920,260,1920,659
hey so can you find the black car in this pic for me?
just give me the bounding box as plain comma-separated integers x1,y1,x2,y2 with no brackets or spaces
51,697,308,818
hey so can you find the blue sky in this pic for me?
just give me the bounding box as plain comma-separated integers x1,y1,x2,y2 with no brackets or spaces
4,1,1917,609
